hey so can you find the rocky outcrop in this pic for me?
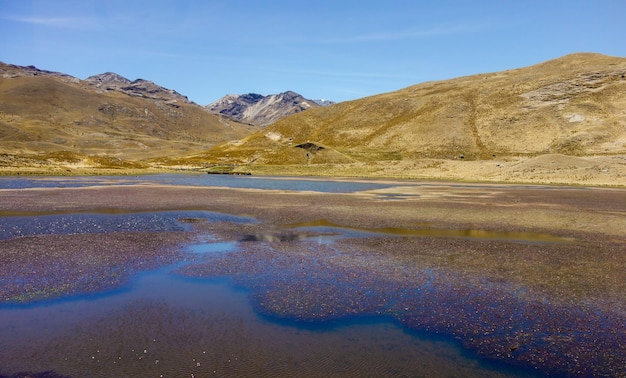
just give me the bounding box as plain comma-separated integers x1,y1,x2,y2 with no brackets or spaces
84,72,131,86
86,73,191,104
207,91,326,127
0,62,79,83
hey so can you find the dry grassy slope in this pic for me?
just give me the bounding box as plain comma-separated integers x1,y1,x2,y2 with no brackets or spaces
0,71,258,162
205,53,626,166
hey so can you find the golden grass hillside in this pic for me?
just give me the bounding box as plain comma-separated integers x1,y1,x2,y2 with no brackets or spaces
197,53,626,185
0,63,258,173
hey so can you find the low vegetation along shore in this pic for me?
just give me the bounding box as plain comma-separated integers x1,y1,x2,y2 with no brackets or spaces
2,152,625,187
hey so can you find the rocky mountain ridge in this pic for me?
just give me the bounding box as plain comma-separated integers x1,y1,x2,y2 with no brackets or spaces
207,91,330,127
85,72,192,104
1,63,79,82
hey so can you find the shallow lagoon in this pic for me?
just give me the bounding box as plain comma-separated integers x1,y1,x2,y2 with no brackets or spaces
0,241,530,377
1,175,624,377
0,213,529,377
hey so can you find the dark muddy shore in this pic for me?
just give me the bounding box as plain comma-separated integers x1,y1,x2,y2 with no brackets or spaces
0,178,624,377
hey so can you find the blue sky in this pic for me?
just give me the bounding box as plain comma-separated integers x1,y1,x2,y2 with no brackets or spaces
1,0,625,104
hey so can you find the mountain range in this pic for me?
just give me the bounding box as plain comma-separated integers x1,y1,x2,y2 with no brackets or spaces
207,91,334,127
0,62,259,169
1,53,625,185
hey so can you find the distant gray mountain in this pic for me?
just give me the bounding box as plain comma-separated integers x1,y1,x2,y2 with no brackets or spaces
85,72,131,86
207,91,332,127
85,73,191,104
311,99,336,107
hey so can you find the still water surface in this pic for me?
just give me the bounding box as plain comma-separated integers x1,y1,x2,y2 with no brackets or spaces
0,238,532,377
0,174,394,192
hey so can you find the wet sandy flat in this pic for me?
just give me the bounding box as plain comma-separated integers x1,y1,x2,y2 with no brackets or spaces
0,177,624,377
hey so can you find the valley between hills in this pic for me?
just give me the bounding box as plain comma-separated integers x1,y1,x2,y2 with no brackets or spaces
2,53,626,186
1,53,626,377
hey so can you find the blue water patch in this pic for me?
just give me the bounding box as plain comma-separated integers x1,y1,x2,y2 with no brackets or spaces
0,210,254,240
0,174,394,193
187,241,238,255
156,174,394,193
0,263,531,378
0,176,145,189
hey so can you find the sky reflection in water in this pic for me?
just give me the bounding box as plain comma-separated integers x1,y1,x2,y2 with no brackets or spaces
0,235,531,378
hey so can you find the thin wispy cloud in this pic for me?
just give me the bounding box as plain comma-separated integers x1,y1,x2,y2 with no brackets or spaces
264,67,420,83
5,16,100,30
322,23,486,44
256,70,419,92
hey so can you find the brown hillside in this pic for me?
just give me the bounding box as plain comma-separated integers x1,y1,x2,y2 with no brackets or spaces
199,53,626,185
0,63,258,172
